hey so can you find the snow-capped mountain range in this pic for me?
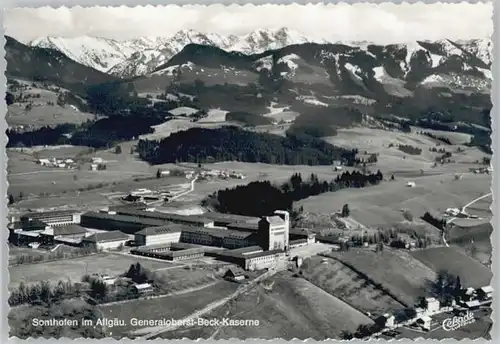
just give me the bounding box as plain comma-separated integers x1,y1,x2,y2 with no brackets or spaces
29,28,318,76
28,28,492,80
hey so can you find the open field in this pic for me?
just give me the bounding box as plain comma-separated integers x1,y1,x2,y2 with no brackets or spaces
410,127,474,145
8,253,180,290
325,128,488,179
410,247,492,288
297,171,491,228
326,248,437,306
158,272,374,340
299,256,404,314
448,221,492,266
99,281,239,337
8,246,52,265
167,161,350,206
7,144,192,211
7,82,95,127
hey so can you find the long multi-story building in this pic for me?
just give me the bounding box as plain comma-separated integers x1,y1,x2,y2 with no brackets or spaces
20,210,81,227
134,225,185,246
114,209,214,227
80,212,167,234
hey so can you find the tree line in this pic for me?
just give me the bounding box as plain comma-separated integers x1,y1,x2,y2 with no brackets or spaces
203,170,384,219
137,126,359,166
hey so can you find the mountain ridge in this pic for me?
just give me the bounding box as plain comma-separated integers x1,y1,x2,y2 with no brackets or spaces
27,28,492,77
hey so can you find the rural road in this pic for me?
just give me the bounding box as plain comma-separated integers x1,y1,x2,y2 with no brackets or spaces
444,192,492,247
135,268,276,339
167,174,199,202
9,170,70,176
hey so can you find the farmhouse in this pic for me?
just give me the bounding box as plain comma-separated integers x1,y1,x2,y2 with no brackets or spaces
82,231,131,250
92,157,104,164
37,158,51,166
425,297,440,314
476,286,493,300
21,210,81,227
416,315,432,331
224,267,246,282
445,208,460,216
134,283,154,294
380,313,396,328
134,225,184,246
91,273,116,286
289,228,316,244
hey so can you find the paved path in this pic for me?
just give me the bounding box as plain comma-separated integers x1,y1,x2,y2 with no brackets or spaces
134,269,276,339
444,192,492,247
168,174,198,202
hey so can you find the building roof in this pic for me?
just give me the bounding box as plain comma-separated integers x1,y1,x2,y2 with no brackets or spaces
168,247,205,257
290,239,308,245
10,219,47,230
227,222,259,232
228,246,264,254
465,300,482,308
109,203,148,212
15,230,41,237
290,228,315,236
210,248,283,260
82,212,167,227
242,248,285,259
115,209,214,225
201,212,259,225
48,225,87,236
418,315,432,322
134,283,153,290
260,216,285,226
225,231,255,239
22,209,76,219
225,267,246,277
181,226,254,240
83,230,130,243
135,224,187,236
480,286,493,293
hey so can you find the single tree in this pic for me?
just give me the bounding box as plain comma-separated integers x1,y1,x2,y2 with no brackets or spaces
341,204,350,217
390,174,395,181
115,145,122,154
5,92,15,105
156,169,162,179
8,194,14,205
403,210,414,222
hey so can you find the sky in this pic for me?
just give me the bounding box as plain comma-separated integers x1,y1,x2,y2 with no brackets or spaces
5,3,493,44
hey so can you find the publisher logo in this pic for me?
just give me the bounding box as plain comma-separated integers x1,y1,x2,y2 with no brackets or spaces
442,311,475,331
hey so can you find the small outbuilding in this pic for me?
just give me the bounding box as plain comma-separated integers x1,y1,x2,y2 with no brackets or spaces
416,315,432,331
134,283,154,294
224,268,246,283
